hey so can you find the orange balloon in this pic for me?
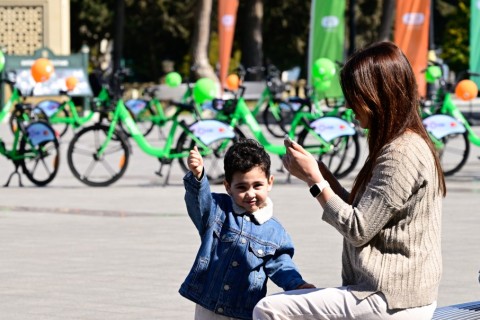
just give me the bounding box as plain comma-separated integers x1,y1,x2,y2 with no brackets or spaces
455,79,478,101
31,58,54,83
65,76,78,91
226,74,240,90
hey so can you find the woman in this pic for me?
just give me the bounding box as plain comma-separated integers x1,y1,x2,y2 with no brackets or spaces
253,41,445,319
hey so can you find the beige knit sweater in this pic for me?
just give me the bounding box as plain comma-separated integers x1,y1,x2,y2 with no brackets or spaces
323,132,442,310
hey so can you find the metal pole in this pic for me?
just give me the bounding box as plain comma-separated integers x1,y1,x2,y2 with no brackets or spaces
348,0,356,56
429,0,434,51
113,0,125,74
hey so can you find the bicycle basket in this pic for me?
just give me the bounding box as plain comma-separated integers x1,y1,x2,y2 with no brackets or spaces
267,77,286,94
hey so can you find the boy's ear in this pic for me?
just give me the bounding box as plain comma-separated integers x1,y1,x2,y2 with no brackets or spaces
224,180,232,195
268,175,274,191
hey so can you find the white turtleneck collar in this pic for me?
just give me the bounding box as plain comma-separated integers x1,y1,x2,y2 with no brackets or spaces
231,197,273,225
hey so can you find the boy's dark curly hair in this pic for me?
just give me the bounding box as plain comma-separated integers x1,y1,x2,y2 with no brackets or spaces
224,138,271,183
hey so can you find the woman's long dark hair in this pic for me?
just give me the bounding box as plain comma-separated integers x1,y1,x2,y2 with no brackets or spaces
340,41,446,202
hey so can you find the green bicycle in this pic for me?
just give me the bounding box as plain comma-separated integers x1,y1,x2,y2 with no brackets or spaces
31,91,98,138
1,74,60,186
66,71,243,187
217,64,300,138
118,71,198,138
194,84,360,179
421,62,480,176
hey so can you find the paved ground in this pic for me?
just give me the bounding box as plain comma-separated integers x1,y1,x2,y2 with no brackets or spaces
1,122,480,319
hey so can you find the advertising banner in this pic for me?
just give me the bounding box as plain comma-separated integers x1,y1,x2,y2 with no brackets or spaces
218,0,239,88
308,0,345,98
470,0,480,87
394,0,431,97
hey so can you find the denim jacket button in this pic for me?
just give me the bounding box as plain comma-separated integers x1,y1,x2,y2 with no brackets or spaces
240,238,246,244
224,284,230,290
257,249,264,255
245,216,251,221
232,261,239,267
217,307,224,313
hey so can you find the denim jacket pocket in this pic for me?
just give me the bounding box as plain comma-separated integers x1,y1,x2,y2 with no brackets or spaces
217,230,238,257
249,241,277,257
248,240,277,269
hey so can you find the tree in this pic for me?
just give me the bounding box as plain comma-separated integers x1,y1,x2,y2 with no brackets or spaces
70,0,114,68
191,0,217,80
122,0,195,81
238,0,264,80
435,0,469,73
353,0,382,49
378,0,395,41
261,0,310,74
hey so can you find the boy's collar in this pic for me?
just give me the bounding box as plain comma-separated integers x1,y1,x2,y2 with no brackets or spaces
231,198,273,225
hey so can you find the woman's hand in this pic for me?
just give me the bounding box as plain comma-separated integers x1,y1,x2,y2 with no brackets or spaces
282,140,323,185
188,146,204,179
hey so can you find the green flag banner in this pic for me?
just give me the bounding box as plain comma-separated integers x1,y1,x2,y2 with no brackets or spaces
308,0,346,98
470,0,480,87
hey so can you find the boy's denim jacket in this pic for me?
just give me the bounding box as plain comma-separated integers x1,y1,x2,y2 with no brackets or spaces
179,171,306,320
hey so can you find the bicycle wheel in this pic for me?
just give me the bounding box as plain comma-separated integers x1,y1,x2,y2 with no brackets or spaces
119,100,155,137
67,124,130,186
176,127,245,184
20,121,60,186
436,132,470,176
298,128,360,179
262,101,294,138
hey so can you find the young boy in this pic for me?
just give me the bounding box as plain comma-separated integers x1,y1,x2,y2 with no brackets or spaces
179,138,314,320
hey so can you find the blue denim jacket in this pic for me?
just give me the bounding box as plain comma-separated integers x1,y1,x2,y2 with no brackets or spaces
179,171,306,320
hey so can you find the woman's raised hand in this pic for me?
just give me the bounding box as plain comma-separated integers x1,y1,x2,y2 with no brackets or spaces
282,140,323,185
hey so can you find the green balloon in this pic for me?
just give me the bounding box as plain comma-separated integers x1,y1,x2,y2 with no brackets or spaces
313,79,332,93
193,78,217,104
312,58,336,81
0,51,5,73
165,72,182,87
425,65,442,84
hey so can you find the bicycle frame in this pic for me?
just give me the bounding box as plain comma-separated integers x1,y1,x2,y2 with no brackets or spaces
0,119,23,160
224,94,355,156
43,98,96,128
250,86,275,117
439,92,480,145
96,98,234,160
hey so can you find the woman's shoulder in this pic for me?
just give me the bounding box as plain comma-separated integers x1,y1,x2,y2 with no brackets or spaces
383,132,429,155
380,132,435,171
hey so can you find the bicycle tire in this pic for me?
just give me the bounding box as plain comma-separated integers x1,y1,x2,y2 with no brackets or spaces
436,131,470,176
176,126,245,184
67,124,130,187
262,101,294,138
20,121,60,186
298,128,361,179
119,102,156,137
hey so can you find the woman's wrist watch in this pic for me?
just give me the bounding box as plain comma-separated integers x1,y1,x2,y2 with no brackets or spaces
309,180,330,198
